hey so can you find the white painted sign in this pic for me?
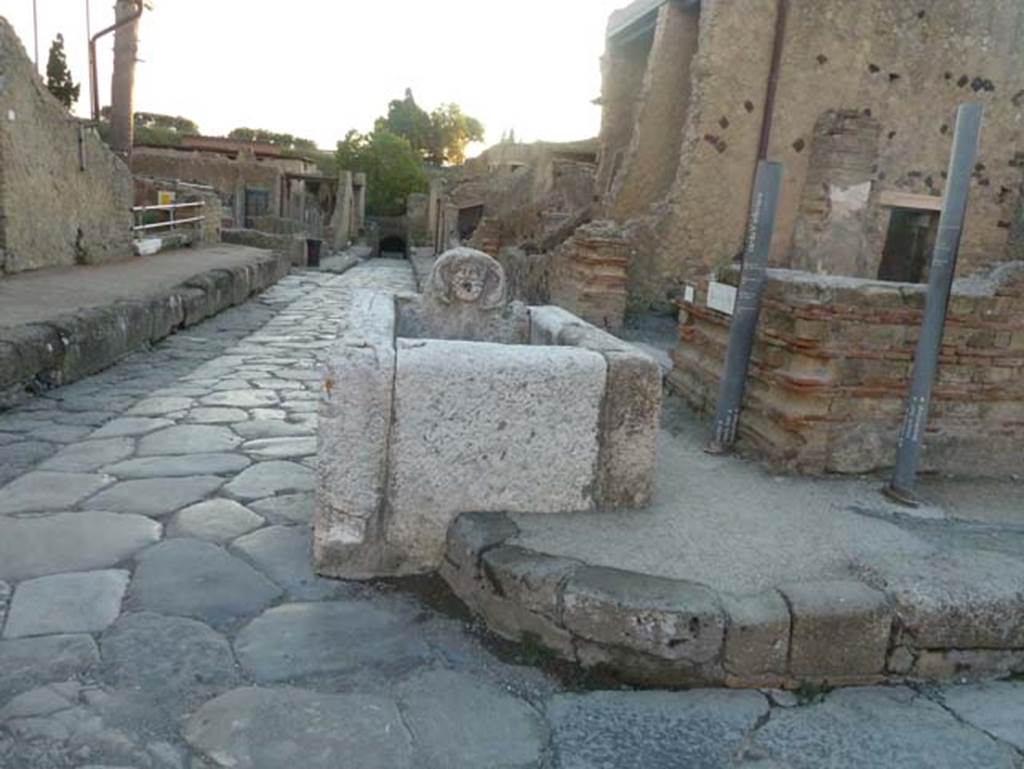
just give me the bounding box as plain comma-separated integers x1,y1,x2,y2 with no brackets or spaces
707,281,737,316
684,284,695,304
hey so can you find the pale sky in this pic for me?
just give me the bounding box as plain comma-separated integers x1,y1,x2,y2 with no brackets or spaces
5,0,626,155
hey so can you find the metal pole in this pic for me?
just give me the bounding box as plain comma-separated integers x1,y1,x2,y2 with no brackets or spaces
885,102,983,506
32,0,39,71
706,160,784,453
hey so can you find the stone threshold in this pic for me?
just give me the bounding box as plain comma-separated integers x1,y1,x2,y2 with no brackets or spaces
0,251,291,409
441,512,1024,688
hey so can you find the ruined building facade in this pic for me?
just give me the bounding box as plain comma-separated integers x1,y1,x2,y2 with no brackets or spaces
432,0,1024,476
595,0,1024,476
599,0,1024,309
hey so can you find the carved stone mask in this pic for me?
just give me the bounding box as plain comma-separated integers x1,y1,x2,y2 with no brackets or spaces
452,262,486,303
428,248,507,310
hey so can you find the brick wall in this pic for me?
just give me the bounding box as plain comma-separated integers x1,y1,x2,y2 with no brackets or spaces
669,264,1024,476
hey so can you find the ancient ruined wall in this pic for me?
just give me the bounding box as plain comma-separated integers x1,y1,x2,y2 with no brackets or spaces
607,1,698,222
594,28,655,199
644,0,779,306
549,221,631,332
790,110,882,276
766,0,1024,278
670,264,1024,476
131,147,281,225
620,0,1024,307
0,18,132,275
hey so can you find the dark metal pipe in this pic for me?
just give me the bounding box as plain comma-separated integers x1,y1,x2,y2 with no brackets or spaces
756,0,788,161
885,102,983,506
88,1,143,121
706,160,784,453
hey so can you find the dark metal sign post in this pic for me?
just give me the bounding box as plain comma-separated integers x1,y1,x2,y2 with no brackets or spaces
706,160,783,454
885,102,983,506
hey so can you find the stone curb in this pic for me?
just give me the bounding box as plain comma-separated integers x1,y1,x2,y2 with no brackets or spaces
440,512,1024,687
0,251,290,408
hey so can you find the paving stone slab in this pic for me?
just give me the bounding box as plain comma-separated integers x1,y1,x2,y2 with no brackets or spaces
221,461,314,501
0,635,99,700
184,687,412,769
186,407,248,424
231,420,314,440
83,476,225,516
231,525,336,600
0,471,114,514
249,492,314,524
234,601,431,682
27,424,94,443
0,682,79,720
4,570,129,638
89,417,174,438
137,425,242,456
102,452,251,479
396,669,546,769
126,396,194,416
200,390,280,408
100,611,239,702
548,689,769,769
0,440,58,468
750,686,1017,768
38,438,137,473
241,437,317,459
167,499,265,543
940,682,1024,752
0,512,160,580
129,539,282,628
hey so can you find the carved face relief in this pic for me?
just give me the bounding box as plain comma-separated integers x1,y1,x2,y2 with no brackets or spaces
452,262,486,303
428,248,507,311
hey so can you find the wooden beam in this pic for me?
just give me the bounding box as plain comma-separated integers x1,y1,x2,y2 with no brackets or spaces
879,191,944,212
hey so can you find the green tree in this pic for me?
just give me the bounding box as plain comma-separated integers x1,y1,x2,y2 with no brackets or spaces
45,34,80,109
427,103,485,165
228,127,317,152
375,90,484,166
98,109,199,147
336,129,428,216
375,89,433,159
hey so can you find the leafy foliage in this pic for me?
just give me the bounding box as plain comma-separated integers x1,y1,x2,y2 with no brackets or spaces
98,108,199,147
335,129,428,216
227,127,318,152
45,34,79,109
374,89,484,166
427,103,484,165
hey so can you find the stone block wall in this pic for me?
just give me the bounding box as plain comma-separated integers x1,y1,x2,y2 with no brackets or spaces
669,264,1024,476
0,18,132,275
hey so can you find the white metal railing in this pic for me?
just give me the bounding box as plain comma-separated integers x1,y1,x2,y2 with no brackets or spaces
131,201,206,234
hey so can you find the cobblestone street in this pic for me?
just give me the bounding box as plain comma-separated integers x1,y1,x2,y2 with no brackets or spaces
0,261,1021,769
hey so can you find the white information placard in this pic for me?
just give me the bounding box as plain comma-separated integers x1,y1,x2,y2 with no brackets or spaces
707,281,737,316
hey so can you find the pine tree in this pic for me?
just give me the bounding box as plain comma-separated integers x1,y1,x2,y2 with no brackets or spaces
45,34,80,109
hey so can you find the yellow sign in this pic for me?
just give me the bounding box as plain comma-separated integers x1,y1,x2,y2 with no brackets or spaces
157,190,176,206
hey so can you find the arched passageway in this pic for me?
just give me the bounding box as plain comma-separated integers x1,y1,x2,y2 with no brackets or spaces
379,235,407,258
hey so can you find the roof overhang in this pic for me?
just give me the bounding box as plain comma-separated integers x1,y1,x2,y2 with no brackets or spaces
607,0,699,43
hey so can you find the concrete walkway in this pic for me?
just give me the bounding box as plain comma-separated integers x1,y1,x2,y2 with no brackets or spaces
0,245,280,327
0,260,1021,768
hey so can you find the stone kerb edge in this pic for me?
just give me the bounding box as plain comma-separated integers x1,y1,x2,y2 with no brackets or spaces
0,252,289,407
439,511,1020,687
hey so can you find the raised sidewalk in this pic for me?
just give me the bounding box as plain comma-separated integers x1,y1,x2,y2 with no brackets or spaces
0,245,290,408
